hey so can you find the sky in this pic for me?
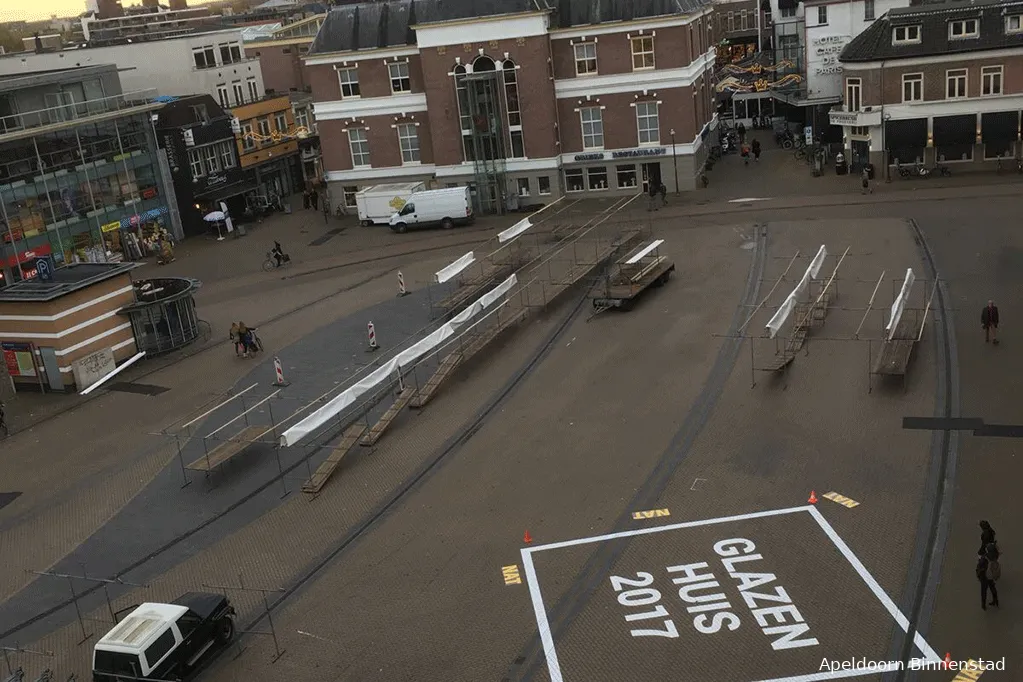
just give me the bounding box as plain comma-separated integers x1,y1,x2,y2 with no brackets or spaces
1,0,216,23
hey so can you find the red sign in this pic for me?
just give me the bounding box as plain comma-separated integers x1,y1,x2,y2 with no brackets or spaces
142,187,158,199
3,242,52,268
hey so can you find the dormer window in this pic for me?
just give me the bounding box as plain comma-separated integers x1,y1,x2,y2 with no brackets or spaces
893,25,921,44
949,19,979,39
1007,15,1023,34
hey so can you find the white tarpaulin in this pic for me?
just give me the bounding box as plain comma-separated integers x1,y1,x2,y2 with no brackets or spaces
763,245,827,338
887,268,915,339
435,251,475,283
498,217,532,243
625,239,665,265
807,245,827,280
765,292,797,339
280,274,518,447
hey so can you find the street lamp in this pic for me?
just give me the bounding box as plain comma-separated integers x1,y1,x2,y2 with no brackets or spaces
670,128,678,195
883,112,892,183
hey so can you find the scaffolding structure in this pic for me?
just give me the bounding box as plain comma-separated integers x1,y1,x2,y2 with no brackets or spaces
462,68,508,216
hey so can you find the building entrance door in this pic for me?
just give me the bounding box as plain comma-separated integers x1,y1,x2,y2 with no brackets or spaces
851,140,870,172
642,163,662,193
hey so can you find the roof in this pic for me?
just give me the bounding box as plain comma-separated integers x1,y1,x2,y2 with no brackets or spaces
0,263,139,303
156,94,231,128
308,1,416,53
552,0,708,29
96,603,188,652
842,0,1023,62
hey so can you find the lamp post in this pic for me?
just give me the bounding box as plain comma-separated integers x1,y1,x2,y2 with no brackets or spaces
883,112,892,183
670,128,678,195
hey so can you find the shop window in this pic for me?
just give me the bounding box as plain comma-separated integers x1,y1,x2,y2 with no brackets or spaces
864,0,875,21
949,19,978,39
192,45,215,69
888,147,924,165
246,77,260,102
343,186,359,207
580,106,604,149
565,168,584,192
188,148,204,177
937,145,973,162
216,84,229,109
538,176,551,195
893,25,921,44
631,36,655,70
1008,15,1023,33
574,42,597,76
232,81,244,105
982,66,1003,96
242,123,255,151
517,178,530,196
984,141,1015,160
338,67,360,97
616,164,638,188
636,101,659,145
902,74,922,102
397,123,420,164
586,166,608,190
946,69,967,99
348,128,370,167
388,61,411,93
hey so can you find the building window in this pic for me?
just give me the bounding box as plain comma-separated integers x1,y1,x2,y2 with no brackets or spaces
504,60,524,158
902,73,922,102
538,176,551,195
216,84,229,108
845,78,862,112
517,178,530,196
343,186,359,207
946,69,967,99
949,19,978,39
219,140,235,168
348,128,370,167
580,106,604,149
295,108,309,130
203,145,220,174
984,140,1014,160
636,101,659,145
1008,15,1023,33
397,123,420,163
232,80,244,105
565,168,584,192
780,7,796,18
851,126,869,136
246,77,259,102
727,11,734,32
631,36,655,70
257,118,271,139
864,0,875,21
219,42,242,64
893,25,921,44
192,45,215,69
241,123,254,151
275,112,288,133
937,145,973,162
188,148,204,177
587,166,608,190
574,42,597,75
616,164,638,188
817,6,828,24
454,65,474,161
982,66,1003,95
388,61,411,93
191,104,209,124
338,67,360,97
740,9,749,30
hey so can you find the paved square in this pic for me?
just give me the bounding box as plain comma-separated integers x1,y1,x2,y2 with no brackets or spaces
522,506,940,682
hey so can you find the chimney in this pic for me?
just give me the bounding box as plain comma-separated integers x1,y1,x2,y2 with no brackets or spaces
142,0,160,7
169,0,188,9
96,0,124,19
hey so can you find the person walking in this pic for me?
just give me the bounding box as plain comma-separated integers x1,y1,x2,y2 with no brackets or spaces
658,182,667,207
737,122,746,144
751,138,761,162
861,167,873,195
0,400,9,437
647,182,659,211
978,520,998,556
977,549,1000,610
982,300,1000,344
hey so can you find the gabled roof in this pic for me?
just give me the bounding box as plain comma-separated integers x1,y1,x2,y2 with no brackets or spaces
841,0,1023,62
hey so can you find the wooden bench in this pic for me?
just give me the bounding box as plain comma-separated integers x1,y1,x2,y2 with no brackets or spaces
302,424,367,494
187,425,268,472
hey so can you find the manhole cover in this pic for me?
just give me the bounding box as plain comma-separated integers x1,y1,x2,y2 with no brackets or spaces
105,382,170,396
0,491,22,510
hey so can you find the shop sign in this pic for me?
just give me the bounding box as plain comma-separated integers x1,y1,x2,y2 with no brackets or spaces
829,110,860,126
101,221,121,233
206,173,229,187
141,187,158,199
163,134,180,170
611,147,666,159
183,128,195,147
2,341,36,377
574,152,605,161
815,65,844,75
4,244,51,268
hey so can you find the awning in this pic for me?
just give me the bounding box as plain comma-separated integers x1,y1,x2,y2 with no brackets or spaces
194,178,259,201
119,205,168,229
932,114,976,146
981,111,1020,144
884,118,927,150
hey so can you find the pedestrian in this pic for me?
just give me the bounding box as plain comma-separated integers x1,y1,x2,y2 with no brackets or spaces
0,400,8,437
752,138,761,162
978,520,997,556
982,300,999,344
302,189,311,210
310,190,319,211
658,182,667,206
647,181,659,211
861,167,872,194
977,550,1000,610
741,143,750,166
737,122,746,144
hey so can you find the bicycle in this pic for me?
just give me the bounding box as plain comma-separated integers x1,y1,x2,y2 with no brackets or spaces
262,251,291,272
794,147,807,160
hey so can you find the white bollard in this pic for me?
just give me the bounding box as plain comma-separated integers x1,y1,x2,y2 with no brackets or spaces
367,322,378,352
396,365,405,393
397,271,409,297
272,356,290,387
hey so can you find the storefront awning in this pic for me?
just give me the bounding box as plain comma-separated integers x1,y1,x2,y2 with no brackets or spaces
932,114,976,146
119,206,168,229
194,178,259,202
884,118,927,150
981,111,1020,144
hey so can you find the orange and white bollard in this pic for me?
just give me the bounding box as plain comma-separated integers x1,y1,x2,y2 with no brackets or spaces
272,356,290,387
367,322,378,352
397,271,409,297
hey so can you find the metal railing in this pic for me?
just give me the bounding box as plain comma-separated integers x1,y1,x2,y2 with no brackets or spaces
0,88,160,136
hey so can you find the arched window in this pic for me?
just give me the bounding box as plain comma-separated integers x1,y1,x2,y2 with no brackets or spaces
472,55,496,72
503,59,524,158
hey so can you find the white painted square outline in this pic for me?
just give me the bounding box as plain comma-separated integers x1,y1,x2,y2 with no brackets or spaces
520,505,941,682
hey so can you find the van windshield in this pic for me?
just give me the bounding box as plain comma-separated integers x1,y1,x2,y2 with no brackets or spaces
399,203,414,216
94,650,143,676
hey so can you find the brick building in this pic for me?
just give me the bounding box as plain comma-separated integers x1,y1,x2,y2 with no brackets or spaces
835,0,1023,174
306,0,717,214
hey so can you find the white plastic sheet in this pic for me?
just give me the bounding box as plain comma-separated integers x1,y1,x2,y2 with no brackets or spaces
886,268,915,339
280,274,518,447
435,251,475,283
763,245,826,338
624,239,665,265
765,292,797,339
807,245,827,279
498,217,532,243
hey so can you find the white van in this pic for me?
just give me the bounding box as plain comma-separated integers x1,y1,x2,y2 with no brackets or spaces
388,186,474,233
354,182,425,226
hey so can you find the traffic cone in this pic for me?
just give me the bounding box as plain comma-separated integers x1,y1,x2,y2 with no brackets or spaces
808,490,818,504
523,530,533,544
943,653,952,670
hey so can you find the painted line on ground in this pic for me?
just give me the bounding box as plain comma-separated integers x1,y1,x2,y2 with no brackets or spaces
950,660,986,681
728,197,773,203
822,492,860,508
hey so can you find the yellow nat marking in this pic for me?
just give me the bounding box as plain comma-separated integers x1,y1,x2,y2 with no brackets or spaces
502,565,522,586
822,492,860,508
632,508,671,520
951,660,985,681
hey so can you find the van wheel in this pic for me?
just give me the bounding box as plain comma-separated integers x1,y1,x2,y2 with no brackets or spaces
216,617,234,644
361,220,370,227
441,218,454,230
395,222,407,234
